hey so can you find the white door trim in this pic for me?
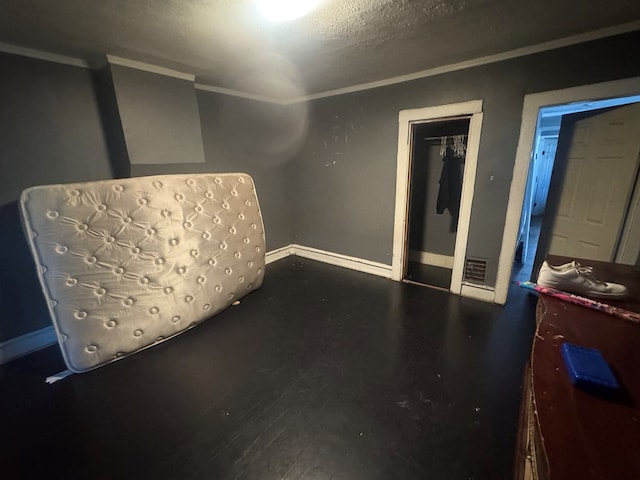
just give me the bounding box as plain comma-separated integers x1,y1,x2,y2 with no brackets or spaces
494,77,640,304
392,100,484,296
616,157,640,265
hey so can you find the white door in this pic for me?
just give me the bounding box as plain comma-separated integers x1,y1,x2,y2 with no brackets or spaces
546,103,640,261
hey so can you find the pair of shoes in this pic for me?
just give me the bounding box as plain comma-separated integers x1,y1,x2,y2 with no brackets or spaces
537,261,627,299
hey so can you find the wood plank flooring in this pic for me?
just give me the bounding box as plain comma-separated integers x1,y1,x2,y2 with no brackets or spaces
0,257,537,479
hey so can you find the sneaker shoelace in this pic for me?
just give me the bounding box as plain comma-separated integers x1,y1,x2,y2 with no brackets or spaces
573,263,606,286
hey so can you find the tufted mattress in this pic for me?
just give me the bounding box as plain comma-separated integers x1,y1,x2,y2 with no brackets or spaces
20,173,265,373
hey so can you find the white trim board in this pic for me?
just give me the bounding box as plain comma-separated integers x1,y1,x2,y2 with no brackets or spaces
289,20,640,103
195,83,289,105
0,326,57,365
461,283,496,303
106,55,195,81
266,244,392,278
2,21,639,104
392,100,483,297
265,245,294,264
408,250,454,269
494,77,640,305
616,158,640,265
0,42,90,68
292,244,392,278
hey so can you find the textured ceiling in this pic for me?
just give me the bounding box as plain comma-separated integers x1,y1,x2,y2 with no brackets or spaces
1,0,640,98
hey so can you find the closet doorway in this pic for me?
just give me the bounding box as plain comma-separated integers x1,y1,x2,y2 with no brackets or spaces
404,118,470,289
392,100,484,299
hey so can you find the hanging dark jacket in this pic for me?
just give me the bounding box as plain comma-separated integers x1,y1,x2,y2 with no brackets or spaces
436,147,464,221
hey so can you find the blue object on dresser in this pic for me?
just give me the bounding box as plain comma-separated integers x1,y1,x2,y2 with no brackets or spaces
561,342,620,395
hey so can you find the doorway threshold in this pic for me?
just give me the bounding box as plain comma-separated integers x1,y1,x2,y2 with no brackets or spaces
402,278,450,293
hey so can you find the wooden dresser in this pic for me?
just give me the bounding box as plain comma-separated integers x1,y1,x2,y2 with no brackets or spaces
515,256,640,480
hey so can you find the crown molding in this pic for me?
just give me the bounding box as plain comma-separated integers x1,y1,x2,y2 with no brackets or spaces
286,20,640,103
106,55,195,81
194,83,288,105
0,42,90,68
1,20,638,103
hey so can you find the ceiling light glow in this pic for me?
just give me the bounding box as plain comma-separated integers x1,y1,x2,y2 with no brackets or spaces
255,0,319,22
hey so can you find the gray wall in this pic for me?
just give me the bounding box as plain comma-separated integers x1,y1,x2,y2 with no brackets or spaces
291,30,640,285
0,53,116,342
132,90,298,251
109,64,206,165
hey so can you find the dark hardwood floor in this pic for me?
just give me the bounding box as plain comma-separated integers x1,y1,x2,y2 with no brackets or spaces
0,257,537,479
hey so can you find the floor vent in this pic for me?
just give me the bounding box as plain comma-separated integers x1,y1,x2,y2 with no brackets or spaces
464,258,487,283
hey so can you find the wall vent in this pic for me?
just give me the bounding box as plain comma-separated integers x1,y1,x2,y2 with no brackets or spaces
464,258,487,283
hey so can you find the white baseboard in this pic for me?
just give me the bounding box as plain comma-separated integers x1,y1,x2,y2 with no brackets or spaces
266,244,392,278
461,283,496,303
265,245,294,264
291,244,392,278
0,326,57,365
408,250,454,269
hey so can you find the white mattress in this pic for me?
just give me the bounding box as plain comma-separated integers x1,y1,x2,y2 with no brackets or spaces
20,173,265,372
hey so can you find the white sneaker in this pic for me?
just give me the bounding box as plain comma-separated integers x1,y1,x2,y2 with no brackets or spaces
537,261,627,299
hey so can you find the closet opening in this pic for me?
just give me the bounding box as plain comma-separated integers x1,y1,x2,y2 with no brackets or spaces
403,117,471,290
393,100,483,300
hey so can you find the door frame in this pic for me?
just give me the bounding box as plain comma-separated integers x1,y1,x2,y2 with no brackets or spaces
494,77,640,304
392,100,483,296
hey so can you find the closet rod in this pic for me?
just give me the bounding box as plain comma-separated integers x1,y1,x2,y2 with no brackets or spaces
423,134,468,141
